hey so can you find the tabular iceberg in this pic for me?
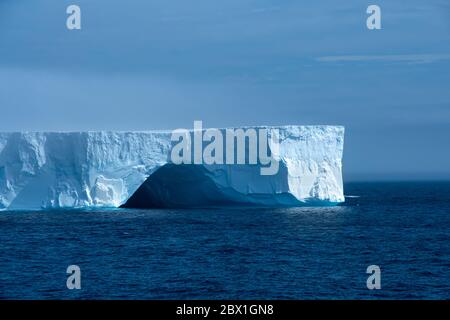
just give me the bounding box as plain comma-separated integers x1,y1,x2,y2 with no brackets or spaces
0,126,344,210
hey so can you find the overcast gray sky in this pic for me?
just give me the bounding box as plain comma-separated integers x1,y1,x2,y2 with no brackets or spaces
1,0,450,180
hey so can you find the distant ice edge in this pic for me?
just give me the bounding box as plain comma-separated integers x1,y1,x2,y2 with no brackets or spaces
0,126,344,210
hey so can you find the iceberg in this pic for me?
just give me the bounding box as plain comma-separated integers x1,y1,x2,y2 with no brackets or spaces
0,126,344,210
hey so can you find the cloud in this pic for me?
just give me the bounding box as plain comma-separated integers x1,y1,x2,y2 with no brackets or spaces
315,54,450,64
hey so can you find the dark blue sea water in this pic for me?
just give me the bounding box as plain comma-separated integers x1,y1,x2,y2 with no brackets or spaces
0,182,449,299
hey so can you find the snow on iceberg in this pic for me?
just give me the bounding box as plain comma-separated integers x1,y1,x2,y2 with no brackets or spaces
0,126,344,210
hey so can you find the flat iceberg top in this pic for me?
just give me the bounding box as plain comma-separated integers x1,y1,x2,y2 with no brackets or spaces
0,125,344,210
0,124,343,133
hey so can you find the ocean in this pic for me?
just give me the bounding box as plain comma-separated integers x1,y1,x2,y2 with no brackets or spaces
0,182,449,299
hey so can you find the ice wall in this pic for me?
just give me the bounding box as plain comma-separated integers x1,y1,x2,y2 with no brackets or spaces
0,126,344,210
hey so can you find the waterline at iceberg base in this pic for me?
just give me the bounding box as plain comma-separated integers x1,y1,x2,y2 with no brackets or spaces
0,126,344,210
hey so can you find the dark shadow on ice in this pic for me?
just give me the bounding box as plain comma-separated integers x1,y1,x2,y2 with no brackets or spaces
121,163,339,209
121,163,302,208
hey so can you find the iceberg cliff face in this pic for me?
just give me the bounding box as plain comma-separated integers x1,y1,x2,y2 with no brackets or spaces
0,126,344,210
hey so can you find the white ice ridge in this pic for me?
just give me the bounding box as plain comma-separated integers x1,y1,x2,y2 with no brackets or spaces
0,126,345,210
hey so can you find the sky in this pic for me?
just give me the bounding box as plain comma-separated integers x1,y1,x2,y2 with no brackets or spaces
1,0,450,181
